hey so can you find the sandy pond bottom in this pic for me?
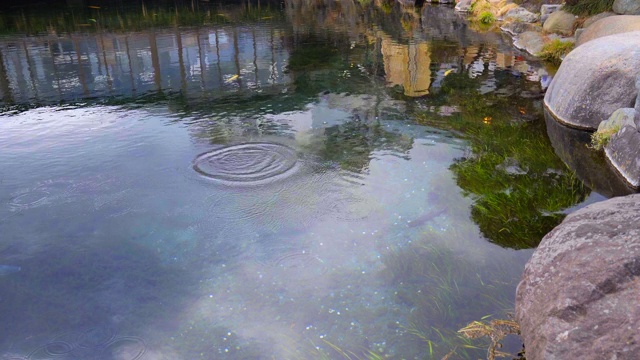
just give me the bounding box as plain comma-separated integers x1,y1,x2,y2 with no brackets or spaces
0,105,532,359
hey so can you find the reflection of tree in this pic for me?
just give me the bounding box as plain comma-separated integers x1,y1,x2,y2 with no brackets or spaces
0,1,285,34
285,29,384,98
419,73,589,249
311,120,413,173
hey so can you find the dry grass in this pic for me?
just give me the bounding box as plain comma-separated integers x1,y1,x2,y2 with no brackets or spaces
471,0,494,17
458,319,521,360
497,3,519,17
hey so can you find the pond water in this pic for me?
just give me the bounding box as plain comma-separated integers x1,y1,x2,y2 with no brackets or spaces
0,1,602,359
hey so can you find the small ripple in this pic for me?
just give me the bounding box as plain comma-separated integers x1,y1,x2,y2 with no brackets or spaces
8,190,51,211
77,327,117,349
27,340,74,359
101,336,146,360
270,252,329,279
193,142,299,186
330,196,375,222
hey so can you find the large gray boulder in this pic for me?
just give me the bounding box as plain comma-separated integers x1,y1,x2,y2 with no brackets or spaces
577,15,640,46
613,0,640,15
544,31,640,130
516,194,640,360
542,10,577,35
582,11,617,29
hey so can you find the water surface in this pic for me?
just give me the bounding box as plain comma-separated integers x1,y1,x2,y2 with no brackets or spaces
0,1,594,359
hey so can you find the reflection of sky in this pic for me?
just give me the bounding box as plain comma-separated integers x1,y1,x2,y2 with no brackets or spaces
0,99,533,359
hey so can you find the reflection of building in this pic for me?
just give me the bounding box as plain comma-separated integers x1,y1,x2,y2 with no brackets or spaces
0,26,291,104
495,52,513,69
381,37,431,97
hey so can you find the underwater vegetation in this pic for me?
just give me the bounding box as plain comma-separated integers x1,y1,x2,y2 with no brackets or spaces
418,71,589,249
378,231,524,359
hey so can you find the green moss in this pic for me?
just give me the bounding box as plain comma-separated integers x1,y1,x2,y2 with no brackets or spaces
591,124,621,150
479,11,496,24
563,0,614,16
537,39,574,65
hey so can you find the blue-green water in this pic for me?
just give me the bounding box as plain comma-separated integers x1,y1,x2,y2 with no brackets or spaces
0,1,601,359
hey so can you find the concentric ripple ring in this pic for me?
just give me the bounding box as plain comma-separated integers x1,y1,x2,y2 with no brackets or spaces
193,143,299,185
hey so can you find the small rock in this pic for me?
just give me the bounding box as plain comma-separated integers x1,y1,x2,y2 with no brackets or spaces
513,31,546,55
504,7,539,23
582,11,617,28
574,28,584,41
613,0,640,15
454,0,472,12
606,124,640,187
597,108,637,133
542,10,577,35
500,21,540,36
540,4,562,24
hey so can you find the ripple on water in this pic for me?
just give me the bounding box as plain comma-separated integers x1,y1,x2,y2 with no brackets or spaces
77,327,118,349
193,143,299,186
270,251,329,279
21,329,145,360
100,336,146,360
9,189,51,212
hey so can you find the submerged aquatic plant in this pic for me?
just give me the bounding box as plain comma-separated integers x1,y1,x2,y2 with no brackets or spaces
417,71,589,249
380,235,523,359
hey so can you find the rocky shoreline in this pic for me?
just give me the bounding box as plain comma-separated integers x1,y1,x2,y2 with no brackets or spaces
448,1,640,358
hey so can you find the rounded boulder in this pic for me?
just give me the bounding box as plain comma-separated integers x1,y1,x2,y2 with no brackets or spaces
542,10,577,35
544,31,640,130
516,194,640,360
577,15,640,46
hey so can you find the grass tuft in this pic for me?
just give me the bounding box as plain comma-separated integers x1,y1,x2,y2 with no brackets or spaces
563,0,614,15
591,124,621,150
537,39,574,65
479,11,496,24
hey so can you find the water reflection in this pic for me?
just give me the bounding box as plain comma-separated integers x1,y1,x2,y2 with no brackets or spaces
0,27,291,105
544,110,635,197
0,3,550,109
0,1,590,359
